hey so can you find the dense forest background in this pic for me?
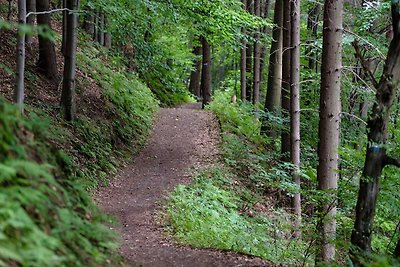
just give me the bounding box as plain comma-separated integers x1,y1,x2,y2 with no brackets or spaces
1,0,400,266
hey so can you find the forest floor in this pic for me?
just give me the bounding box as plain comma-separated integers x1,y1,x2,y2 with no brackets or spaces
95,103,271,267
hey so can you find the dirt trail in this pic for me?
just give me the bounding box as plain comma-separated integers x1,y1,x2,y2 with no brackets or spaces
95,103,270,267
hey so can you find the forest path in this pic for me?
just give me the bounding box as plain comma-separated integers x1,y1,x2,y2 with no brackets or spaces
95,103,269,267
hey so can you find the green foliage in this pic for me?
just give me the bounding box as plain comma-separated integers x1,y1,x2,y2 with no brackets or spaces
0,98,118,266
166,168,307,265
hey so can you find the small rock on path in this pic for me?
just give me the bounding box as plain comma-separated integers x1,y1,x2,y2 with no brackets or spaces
95,103,271,267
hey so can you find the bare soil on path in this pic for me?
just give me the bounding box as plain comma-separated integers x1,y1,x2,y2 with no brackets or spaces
95,103,270,267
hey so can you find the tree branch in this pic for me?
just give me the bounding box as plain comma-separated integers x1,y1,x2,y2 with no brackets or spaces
26,8,80,19
384,155,400,168
352,40,379,90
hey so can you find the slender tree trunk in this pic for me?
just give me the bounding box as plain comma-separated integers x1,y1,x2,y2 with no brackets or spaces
189,43,202,98
61,0,78,121
281,0,291,160
93,10,98,41
262,0,283,136
97,12,104,45
61,0,67,55
104,16,112,48
306,4,321,71
246,0,254,102
201,36,212,108
15,0,26,113
26,0,35,47
259,0,270,92
84,9,95,35
316,0,343,262
290,0,301,237
350,6,400,262
36,0,58,81
240,0,247,101
253,0,261,105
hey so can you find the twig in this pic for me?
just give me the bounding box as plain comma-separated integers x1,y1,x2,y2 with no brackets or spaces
340,112,368,125
26,8,80,19
352,40,379,90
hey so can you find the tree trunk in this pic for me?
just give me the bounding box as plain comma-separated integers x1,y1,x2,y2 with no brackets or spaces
189,43,202,99
104,16,111,48
201,36,212,108
246,0,254,102
240,0,247,101
306,4,321,71
15,0,26,113
93,10,98,41
316,0,343,262
259,0,270,93
61,0,67,55
252,0,261,105
84,9,95,35
350,6,400,261
281,0,291,160
97,12,104,45
290,0,301,237
36,0,58,81
26,0,35,47
262,0,283,137
61,0,78,121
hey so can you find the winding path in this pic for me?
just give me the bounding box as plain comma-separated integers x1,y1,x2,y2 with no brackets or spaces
95,103,270,267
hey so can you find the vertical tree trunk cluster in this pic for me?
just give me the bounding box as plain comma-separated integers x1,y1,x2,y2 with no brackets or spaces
82,8,112,48
252,0,261,105
316,0,343,261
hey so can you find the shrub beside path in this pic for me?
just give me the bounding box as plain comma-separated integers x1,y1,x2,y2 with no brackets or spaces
95,103,270,267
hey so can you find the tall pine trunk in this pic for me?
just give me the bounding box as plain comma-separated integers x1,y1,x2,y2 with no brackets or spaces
252,0,261,105
262,0,283,137
26,0,35,47
240,0,247,101
61,0,78,121
316,0,343,261
246,0,254,102
189,42,202,99
36,0,58,81
281,0,291,160
290,0,301,237
15,0,26,113
201,36,212,108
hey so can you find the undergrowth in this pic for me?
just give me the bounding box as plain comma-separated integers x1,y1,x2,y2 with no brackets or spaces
0,34,159,265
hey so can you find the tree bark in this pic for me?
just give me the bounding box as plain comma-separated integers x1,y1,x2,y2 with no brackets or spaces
201,36,212,108
262,0,283,137
97,12,104,45
259,0,270,93
104,16,111,48
61,0,78,121
15,0,26,114
252,0,261,105
281,0,291,160
290,0,301,237
306,4,321,71
84,9,95,35
350,5,400,261
240,0,247,101
246,0,254,102
36,0,58,81
316,0,343,262
26,0,35,47
189,43,202,99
